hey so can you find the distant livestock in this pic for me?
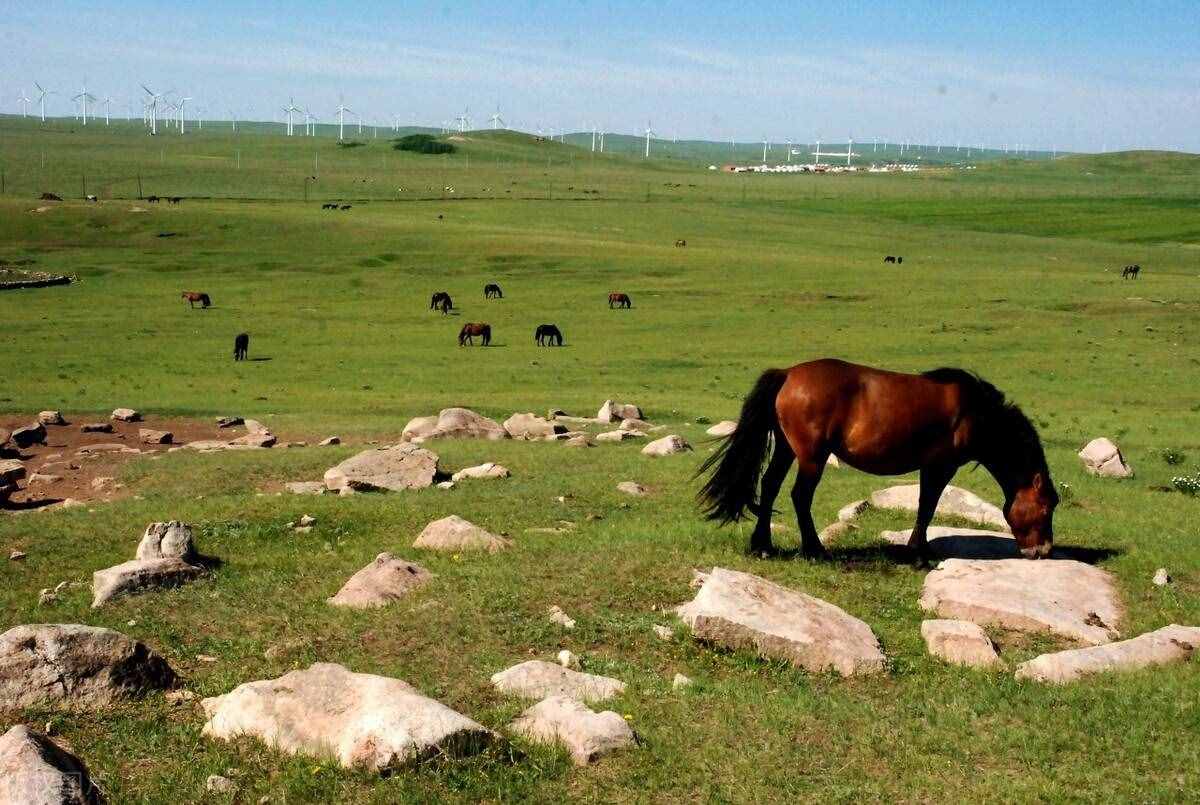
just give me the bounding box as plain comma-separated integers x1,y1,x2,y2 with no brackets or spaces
535,324,563,346
458,322,492,346
168,196,182,205
675,239,687,247
233,333,249,361
884,255,903,264
340,204,352,211
321,203,338,210
181,291,211,309
85,194,97,202
430,291,453,314
146,196,160,203
484,283,503,299
1122,264,1141,279
608,292,632,309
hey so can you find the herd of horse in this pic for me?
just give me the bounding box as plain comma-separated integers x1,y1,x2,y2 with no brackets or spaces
424,284,632,346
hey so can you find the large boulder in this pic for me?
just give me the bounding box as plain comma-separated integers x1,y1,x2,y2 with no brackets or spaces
706,420,738,437
920,619,1001,669
1,459,27,486
138,428,173,445
430,408,508,440
401,415,440,442
37,411,67,426
328,554,433,609
866,484,1008,530
919,558,1122,645
451,463,510,482
491,661,626,703
92,558,208,608
412,516,511,553
0,624,175,709
11,423,47,449
0,725,102,804
509,695,636,765
880,527,1022,560
596,400,643,423
1078,437,1133,478
677,568,885,677
504,413,567,440
136,521,196,561
201,662,495,771
1015,624,1200,684
323,443,441,492
641,435,693,457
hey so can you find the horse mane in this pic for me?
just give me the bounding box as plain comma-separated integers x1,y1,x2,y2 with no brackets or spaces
923,368,1047,471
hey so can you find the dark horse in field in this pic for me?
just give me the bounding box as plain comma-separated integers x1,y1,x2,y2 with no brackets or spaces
608,292,632,309
233,333,249,361
181,291,211,309
458,322,491,346
430,291,453,314
1122,264,1141,279
884,255,903,264
699,359,1057,561
535,324,563,346
484,283,503,299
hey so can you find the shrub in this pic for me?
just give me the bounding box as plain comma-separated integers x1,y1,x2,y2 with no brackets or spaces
1161,447,1186,466
1172,475,1200,496
393,134,455,155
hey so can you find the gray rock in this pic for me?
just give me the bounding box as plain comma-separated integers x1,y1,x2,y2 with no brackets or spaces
201,662,495,771
676,567,885,677
28,472,63,485
319,436,341,446
450,462,510,482
323,443,441,492
0,624,175,708
285,481,326,496
672,673,693,691
215,416,243,428
138,429,173,445
1078,437,1133,478
1,459,28,486
503,412,567,440
920,619,1002,669
596,400,643,423
563,434,593,448
491,660,626,703
1016,624,1200,683
243,419,270,434
1153,568,1172,587
110,408,140,422
75,444,139,456
867,484,1008,530
37,411,67,426
412,516,511,553
11,423,47,449
616,481,647,496
427,408,508,441
548,605,576,629
705,420,737,437
206,774,235,794
328,554,433,609
641,435,693,457
509,695,636,765
92,558,208,608
229,431,275,448
400,415,440,442
594,430,639,443
0,725,102,804
136,521,197,561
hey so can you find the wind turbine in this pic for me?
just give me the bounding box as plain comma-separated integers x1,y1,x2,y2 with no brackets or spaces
282,98,301,135
489,106,504,130
335,97,352,141
16,89,31,118
177,96,192,134
141,85,163,134
762,137,768,163
73,80,97,125
644,122,655,158
34,83,53,123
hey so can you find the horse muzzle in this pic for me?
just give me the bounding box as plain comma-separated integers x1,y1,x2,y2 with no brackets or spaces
1019,540,1053,559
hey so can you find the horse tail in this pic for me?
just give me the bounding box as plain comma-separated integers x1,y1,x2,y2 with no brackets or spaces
697,368,789,524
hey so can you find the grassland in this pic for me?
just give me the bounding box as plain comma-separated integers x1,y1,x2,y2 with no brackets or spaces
1,118,1199,803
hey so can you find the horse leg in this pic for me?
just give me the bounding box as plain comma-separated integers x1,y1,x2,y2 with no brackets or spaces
790,453,830,559
909,464,956,562
748,437,794,556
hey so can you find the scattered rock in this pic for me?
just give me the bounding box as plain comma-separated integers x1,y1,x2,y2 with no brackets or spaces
652,624,673,641
919,558,1122,645
135,429,172,445
557,650,581,670
826,454,841,469
705,420,737,437
1153,568,1172,587
597,400,643,423
491,660,625,703
594,430,639,443
328,554,433,609
110,408,141,422
165,688,197,705
215,416,244,428
1078,437,1133,478
91,477,117,491
79,422,113,433
243,419,270,434
641,435,693,457
9,550,25,561
428,408,509,440
563,435,593,448
509,695,636,765
616,481,647,496
0,624,175,708
136,521,197,562
37,410,67,426
181,440,234,452
401,415,440,442
548,605,576,629
866,484,1008,530
920,619,1002,669
323,443,441,492
412,515,511,553
319,436,341,446
92,559,209,608
0,725,102,804
76,443,139,456
11,423,47,448
201,662,495,771
28,472,63,484
285,481,325,496
880,527,1021,559
206,774,235,794
2,460,29,486
618,418,653,433
671,673,693,691
1015,624,1200,683
676,567,886,677
818,521,856,544
436,481,455,490
837,499,870,522
230,431,276,448
39,588,58,606
504,412,568,440
451,462,510,482
298,514,316,528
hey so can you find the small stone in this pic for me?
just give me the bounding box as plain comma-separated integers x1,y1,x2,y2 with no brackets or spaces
9,550,25,561
557,649,581,670
10,423,47,448
197,654,218,663
548,605,576,629
285,481,325,496
0,725,102,804
1078,437,1134,478
1153,568,1172,586
413,515,511,553
616,481,647,496
293,526,312,534
328,554,433,609
641,435,692,457
111,408,141,422
37,410,67,426
319,436,341,446
706,420,737,437
139,428,173,445
920,619,1002,669
216,416,243,428
563,434,593,448
509,695,636,765
491,660,625,703
436,481,456,490
38,588,57,606
91,476,117,490
671,673,692,691
207,774,236,793
80,422,113,433
166,689,197,705
451,462,511,482
28,472,63,484
595,430,639,443
1016,625,1200,684
298,514,317,527
652,624,673,640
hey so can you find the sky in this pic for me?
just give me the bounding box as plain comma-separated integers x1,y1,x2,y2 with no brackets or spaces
2,0,1197,153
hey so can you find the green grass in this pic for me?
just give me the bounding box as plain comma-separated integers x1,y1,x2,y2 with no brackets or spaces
1,120,1199,802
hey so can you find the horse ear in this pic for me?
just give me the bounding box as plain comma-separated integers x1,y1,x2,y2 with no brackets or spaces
1032,473,1044,491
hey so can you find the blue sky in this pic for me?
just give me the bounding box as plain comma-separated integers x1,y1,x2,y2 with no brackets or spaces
2,1,1197,152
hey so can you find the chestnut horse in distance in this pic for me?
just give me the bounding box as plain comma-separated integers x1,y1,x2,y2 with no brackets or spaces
608,292,631,308
458,322,492,346
699,359,1058,561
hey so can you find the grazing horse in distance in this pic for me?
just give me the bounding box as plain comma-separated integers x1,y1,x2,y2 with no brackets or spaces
430,291,453,314
884,255,903,264
458,322,491,346
1122,264,1141,279
535,324,563,346
340,204,352,210
168,196,182,205
699,359,1058,561
484,283,503,299
181,291,211,309
146,196,160,203
675,239,687,247
608,292,632,309
233,333,249,361
322,202,338,210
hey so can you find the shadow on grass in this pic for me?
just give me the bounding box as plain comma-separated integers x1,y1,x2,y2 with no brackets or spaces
754,540,1121,567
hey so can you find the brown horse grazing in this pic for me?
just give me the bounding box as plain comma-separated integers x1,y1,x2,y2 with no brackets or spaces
608,292,632,309
699,359,1058,561
181,291,211,308
458,322,491,346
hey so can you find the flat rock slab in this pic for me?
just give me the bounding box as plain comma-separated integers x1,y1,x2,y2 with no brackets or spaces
510,695,636,765
504,413,568,440
201,662,495,772
868,484,1008,530
1015,624,1200,684
641,435,692,456
413,515,511,553
921,619,1002,669
451,462,510,482
595,430,641,443
138,428,173,444
285,481,326,495
0,624,175,709
491,661,626,703
0,725,102,804
706,420,738,437
920,559,1122,645
617,481,647,496
424,408,509,440
92,557,209,607
1078,437,1133,478
676,567,885,677
881,527,1021,559
324,443,441,492
110,408,141,422
328,553,433,609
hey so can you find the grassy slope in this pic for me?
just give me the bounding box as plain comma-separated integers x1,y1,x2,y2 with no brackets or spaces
1,124,1199,802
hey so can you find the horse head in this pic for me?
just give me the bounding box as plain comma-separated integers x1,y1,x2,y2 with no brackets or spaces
1005,470,1058,558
